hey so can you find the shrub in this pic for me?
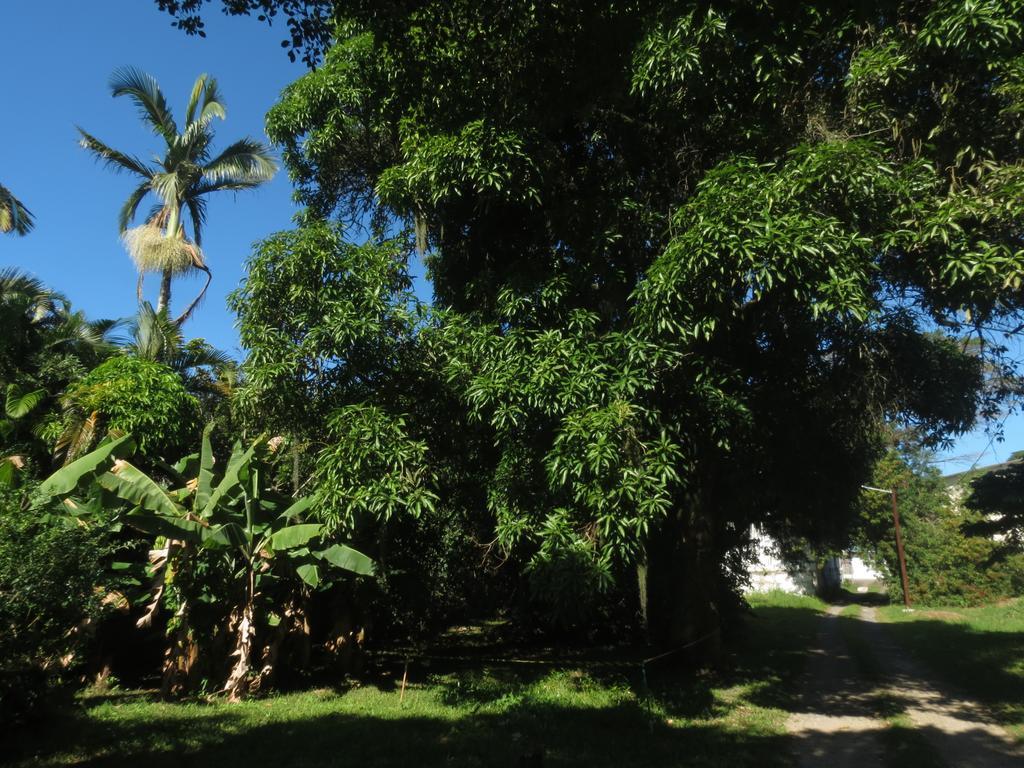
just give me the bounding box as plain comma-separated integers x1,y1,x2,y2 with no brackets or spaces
63,356,200,459
857,448,1024,607
0,487,110,722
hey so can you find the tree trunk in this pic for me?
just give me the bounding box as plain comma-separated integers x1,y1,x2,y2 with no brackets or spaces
156,267,172,314
644,493,722,660
159,545,199,698
160,601,199,698
225,598,256,701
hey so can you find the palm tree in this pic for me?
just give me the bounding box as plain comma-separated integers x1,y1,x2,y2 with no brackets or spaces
126,300,233,374
79,67,277,324
0,268,121,472
0,183,34,235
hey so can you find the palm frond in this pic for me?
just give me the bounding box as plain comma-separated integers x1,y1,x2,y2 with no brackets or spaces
129,301,183,362
0,183,35,235
192,178,268,196
77,128,154,179
185,73,226,128
5,385,46,419
56,409,100,465
0,267,48,302
118,179,155,232
151,171,184,208
175,344,233,372
47,308,120,359
185,74,209,127
198,76,227,125
185,196,208,246
109,66,178,143
89,317,131,347
202,138,278,183
176,120,215,165
0,267,61,320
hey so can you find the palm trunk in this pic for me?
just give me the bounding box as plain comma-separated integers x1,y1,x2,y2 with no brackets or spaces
156,268,173,313
156,204,180,314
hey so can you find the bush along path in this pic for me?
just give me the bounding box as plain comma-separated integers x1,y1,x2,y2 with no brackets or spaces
788,602,1023,768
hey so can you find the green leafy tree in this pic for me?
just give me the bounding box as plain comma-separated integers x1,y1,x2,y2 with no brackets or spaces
58,356,201,462
198,0,1024,643
857,446,1024,606
965,451,1024,554
79,67,277,323
0,486,112,722
0,269,119,481
231,222,494,636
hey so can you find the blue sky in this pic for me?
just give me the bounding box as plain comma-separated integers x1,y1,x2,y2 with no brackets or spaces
2,1,300,354
1,1,1020,473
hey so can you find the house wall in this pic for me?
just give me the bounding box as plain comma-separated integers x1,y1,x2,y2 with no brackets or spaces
744,526,841,596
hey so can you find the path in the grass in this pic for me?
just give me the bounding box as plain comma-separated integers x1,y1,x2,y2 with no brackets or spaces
786,605,886,768
859,605,1023,768
787,604,1024,768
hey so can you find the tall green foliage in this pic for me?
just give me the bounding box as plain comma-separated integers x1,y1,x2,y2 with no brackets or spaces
59,356,201,461
190,0,1024,640
857,447,1024,606
36,428,374,699
0,486,112,722
231,222,490,636
0,269,119,481
966,452,1024,553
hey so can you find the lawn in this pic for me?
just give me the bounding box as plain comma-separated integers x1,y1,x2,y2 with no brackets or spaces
5,592,824,768
878,598,1024,740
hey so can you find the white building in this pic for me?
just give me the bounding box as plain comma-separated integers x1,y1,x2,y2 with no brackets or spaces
745,526,882,596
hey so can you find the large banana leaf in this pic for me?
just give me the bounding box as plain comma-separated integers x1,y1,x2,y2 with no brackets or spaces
195,423,216,513
281,495,314,520
98,460,183,518
0,457,17,487
202,437,262,518
296,562,321,587
36,434,134,498
268,523,322,550
207,521,250,550
124,508,208,542
316,543,376,576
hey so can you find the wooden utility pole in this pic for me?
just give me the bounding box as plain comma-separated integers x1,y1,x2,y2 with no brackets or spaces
861,485,912,608
890,489,912,608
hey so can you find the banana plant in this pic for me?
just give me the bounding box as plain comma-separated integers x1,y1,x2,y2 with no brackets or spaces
36,425,374,700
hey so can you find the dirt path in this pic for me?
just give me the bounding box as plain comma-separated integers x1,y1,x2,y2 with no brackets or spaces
787,605,886,768
787,604,1023,768
859,606,1023,767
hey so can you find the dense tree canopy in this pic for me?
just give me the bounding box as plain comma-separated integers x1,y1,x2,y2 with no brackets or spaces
158,0,1024,644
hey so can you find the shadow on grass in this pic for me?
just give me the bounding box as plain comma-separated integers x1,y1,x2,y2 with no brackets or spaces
874,615,1024,728
3,610,820,768
19,601,987,768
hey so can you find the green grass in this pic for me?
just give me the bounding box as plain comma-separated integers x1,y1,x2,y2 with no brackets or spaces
877,598,1024,740
4,593,827,768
